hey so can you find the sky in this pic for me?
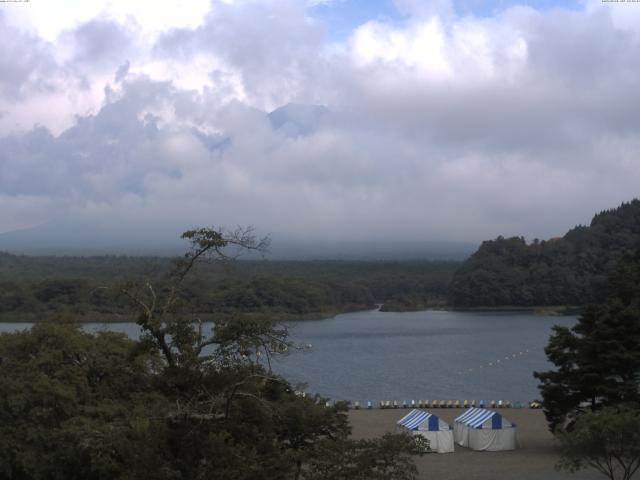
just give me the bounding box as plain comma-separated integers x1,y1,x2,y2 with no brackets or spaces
1,0,639,250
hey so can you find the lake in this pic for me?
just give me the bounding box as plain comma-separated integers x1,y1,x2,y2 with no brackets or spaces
0,309,574,404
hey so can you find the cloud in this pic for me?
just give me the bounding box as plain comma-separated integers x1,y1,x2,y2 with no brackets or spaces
0,13,62,100
62,17,139,70
1,1,640,249
0,194,54,234
154,0,328,109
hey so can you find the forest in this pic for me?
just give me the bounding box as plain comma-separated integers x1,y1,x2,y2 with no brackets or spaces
449,199,640,307
0,253,458,322
2,199,640,321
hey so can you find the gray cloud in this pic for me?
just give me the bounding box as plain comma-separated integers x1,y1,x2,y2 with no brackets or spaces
114,60,130,83
0,13,61,99
154,0,327,108
63,17,138,69
1,2,639,248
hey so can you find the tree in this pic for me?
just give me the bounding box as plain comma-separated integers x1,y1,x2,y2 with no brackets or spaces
534,250,640,431
304,433,430,480
116,226,427,479
0,320,165,480
0,227,426,479
556,405,640,480
120,226,273,370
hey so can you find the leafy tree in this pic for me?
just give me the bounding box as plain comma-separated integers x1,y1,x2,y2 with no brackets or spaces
117,226,427,478
304,433,430,480
0,227,426,479
0,320,165,480
556,405,640,480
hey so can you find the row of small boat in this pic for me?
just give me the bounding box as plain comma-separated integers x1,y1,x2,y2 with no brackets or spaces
346,399,543,409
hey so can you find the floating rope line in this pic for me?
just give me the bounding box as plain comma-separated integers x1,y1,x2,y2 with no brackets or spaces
456,349,531,376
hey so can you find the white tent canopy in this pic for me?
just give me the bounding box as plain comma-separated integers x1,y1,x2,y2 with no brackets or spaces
397,409,455,453
454,408,517,451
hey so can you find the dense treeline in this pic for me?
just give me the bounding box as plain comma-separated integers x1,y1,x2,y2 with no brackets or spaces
449,199,640,307
0,253,458,322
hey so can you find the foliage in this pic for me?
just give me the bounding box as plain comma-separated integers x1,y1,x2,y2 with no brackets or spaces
0,321,165,480
0,251,458,322
304,433,430,480
556,405,640,480
449,199,640,307
534,250,640,431
0,227,425,479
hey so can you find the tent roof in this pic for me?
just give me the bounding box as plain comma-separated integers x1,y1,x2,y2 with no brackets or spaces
397,409,446,431
454,408,511,429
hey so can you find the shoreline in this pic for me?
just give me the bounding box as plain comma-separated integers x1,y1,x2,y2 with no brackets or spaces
0,306,377,324
0,304,582,324
450,305,582,316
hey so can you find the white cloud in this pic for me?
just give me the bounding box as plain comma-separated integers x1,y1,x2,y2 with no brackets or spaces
350,18,452,78
1,0,210,41
1,1,640,247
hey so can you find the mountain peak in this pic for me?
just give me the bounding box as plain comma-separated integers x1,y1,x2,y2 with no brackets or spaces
268,103,330,136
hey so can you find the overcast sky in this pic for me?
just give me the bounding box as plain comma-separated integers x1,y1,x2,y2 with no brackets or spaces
1,0,639,247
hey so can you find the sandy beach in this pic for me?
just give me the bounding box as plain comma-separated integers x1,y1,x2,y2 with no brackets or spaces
349,408,603,480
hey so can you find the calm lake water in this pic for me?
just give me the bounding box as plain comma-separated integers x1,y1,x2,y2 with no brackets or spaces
0,309,575,404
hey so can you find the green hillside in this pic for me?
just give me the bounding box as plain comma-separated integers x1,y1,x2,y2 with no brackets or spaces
449,199,640,307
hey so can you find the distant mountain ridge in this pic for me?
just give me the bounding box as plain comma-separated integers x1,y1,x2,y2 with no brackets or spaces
0,221,475,260
449,199,640,307
0,221,185,256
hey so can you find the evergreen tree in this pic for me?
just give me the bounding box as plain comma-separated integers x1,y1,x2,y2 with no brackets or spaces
534,250,640,431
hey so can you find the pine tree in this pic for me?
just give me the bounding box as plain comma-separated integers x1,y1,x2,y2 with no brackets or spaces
534,250,640,431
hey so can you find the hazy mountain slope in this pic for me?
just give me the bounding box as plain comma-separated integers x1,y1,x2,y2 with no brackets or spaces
0,222,476,260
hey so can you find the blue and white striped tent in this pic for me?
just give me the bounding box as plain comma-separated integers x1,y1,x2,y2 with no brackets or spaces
454,408,517,451
397,410,454,453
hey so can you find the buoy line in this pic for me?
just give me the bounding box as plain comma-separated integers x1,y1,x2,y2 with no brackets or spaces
455,349,532,376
